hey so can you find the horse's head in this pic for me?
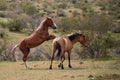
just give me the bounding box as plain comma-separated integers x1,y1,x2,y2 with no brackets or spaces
77,32,95,58
68,32,87,46
45,17,57,29
77,32,88,47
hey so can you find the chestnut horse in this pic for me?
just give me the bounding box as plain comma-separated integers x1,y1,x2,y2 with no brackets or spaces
49,32,94,69
12,17,57,69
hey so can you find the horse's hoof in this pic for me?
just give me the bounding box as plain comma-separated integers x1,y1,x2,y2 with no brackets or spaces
49,65,52,69
58,63,61,68
58,64,61,68
61,67,64,69
49,67,52,69
68,65,72,68
61,65,64,69
69,66,72,68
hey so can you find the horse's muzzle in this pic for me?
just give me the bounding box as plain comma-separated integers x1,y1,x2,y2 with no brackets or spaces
52,26,57,29
53,23,57,29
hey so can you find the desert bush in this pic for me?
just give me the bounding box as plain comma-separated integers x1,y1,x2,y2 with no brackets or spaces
58,17,78,33
56,9,65,17
26,15,41,33
86,32,115,58
7,17,27,32
0,1,7,10
80,14,113,33
0,12,6,17
107,0,120,19
57,3,67,9
71,0,77,4
75,32,115,58
72,10,80,17
22,2,38,15
95,74,120,80
110,22,120,33
74,3,81,9
0,29,8,61
58,14,113,33
0,28,6,38
28,47,51,61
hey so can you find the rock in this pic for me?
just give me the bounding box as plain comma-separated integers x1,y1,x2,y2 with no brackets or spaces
79,62,84,64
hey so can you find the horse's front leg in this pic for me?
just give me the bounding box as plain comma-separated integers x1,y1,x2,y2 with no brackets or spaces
46,35,56,41
67,50,72,68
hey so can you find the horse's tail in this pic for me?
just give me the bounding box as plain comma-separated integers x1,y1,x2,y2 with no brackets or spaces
55,41,61,58
11,44,19,61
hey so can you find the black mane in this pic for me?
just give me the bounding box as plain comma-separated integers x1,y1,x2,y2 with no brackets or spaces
68,33,79,41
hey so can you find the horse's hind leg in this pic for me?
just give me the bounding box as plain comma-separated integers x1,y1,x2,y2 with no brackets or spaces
59,51,65,69
20,47,30,69
49,44,56,69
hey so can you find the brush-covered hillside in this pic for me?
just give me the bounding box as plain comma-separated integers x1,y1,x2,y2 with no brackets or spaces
0,0,120,61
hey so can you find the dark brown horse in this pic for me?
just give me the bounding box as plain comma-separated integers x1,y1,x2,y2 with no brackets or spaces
49,32,94,69
12,17,57,69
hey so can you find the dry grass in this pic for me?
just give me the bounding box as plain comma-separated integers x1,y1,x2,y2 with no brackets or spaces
0,60,120,80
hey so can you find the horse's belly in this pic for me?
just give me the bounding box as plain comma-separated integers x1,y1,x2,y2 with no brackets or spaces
65,45,72,51
64,39,73,51
25,38,45,48
27,42,44,48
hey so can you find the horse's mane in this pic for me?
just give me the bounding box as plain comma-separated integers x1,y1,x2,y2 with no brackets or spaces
68,33,79,41
36,18,47,31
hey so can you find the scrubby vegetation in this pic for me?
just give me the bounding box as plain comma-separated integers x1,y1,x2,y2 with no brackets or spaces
0,0,120,61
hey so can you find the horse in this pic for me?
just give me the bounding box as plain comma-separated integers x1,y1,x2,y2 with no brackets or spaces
49,32,94,69
12,17,57,69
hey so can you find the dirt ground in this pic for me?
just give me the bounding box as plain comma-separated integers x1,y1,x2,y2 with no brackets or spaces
0,60,120,80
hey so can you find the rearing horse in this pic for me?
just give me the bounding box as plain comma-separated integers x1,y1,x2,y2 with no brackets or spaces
12,17,57,69
49,32,94,69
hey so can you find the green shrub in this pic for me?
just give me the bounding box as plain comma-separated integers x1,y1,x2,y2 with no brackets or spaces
57,3,67,9
58,17,78,33
95,74,120,80
22,2,38,15
104,0,120,19
72,10,80,17
56,9,65,17
7,18,26,32
85,32,116,58
0,12,5,17
0,1,7,10
74,3,81,8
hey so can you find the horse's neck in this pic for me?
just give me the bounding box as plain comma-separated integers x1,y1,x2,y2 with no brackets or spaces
65,37,77,46
70,38,79,45
35,22,48,33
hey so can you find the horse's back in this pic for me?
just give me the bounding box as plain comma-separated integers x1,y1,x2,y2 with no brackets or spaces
52,37,64,47
52,37,73,51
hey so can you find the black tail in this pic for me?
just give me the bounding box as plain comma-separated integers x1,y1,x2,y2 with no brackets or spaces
55,41,61,58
